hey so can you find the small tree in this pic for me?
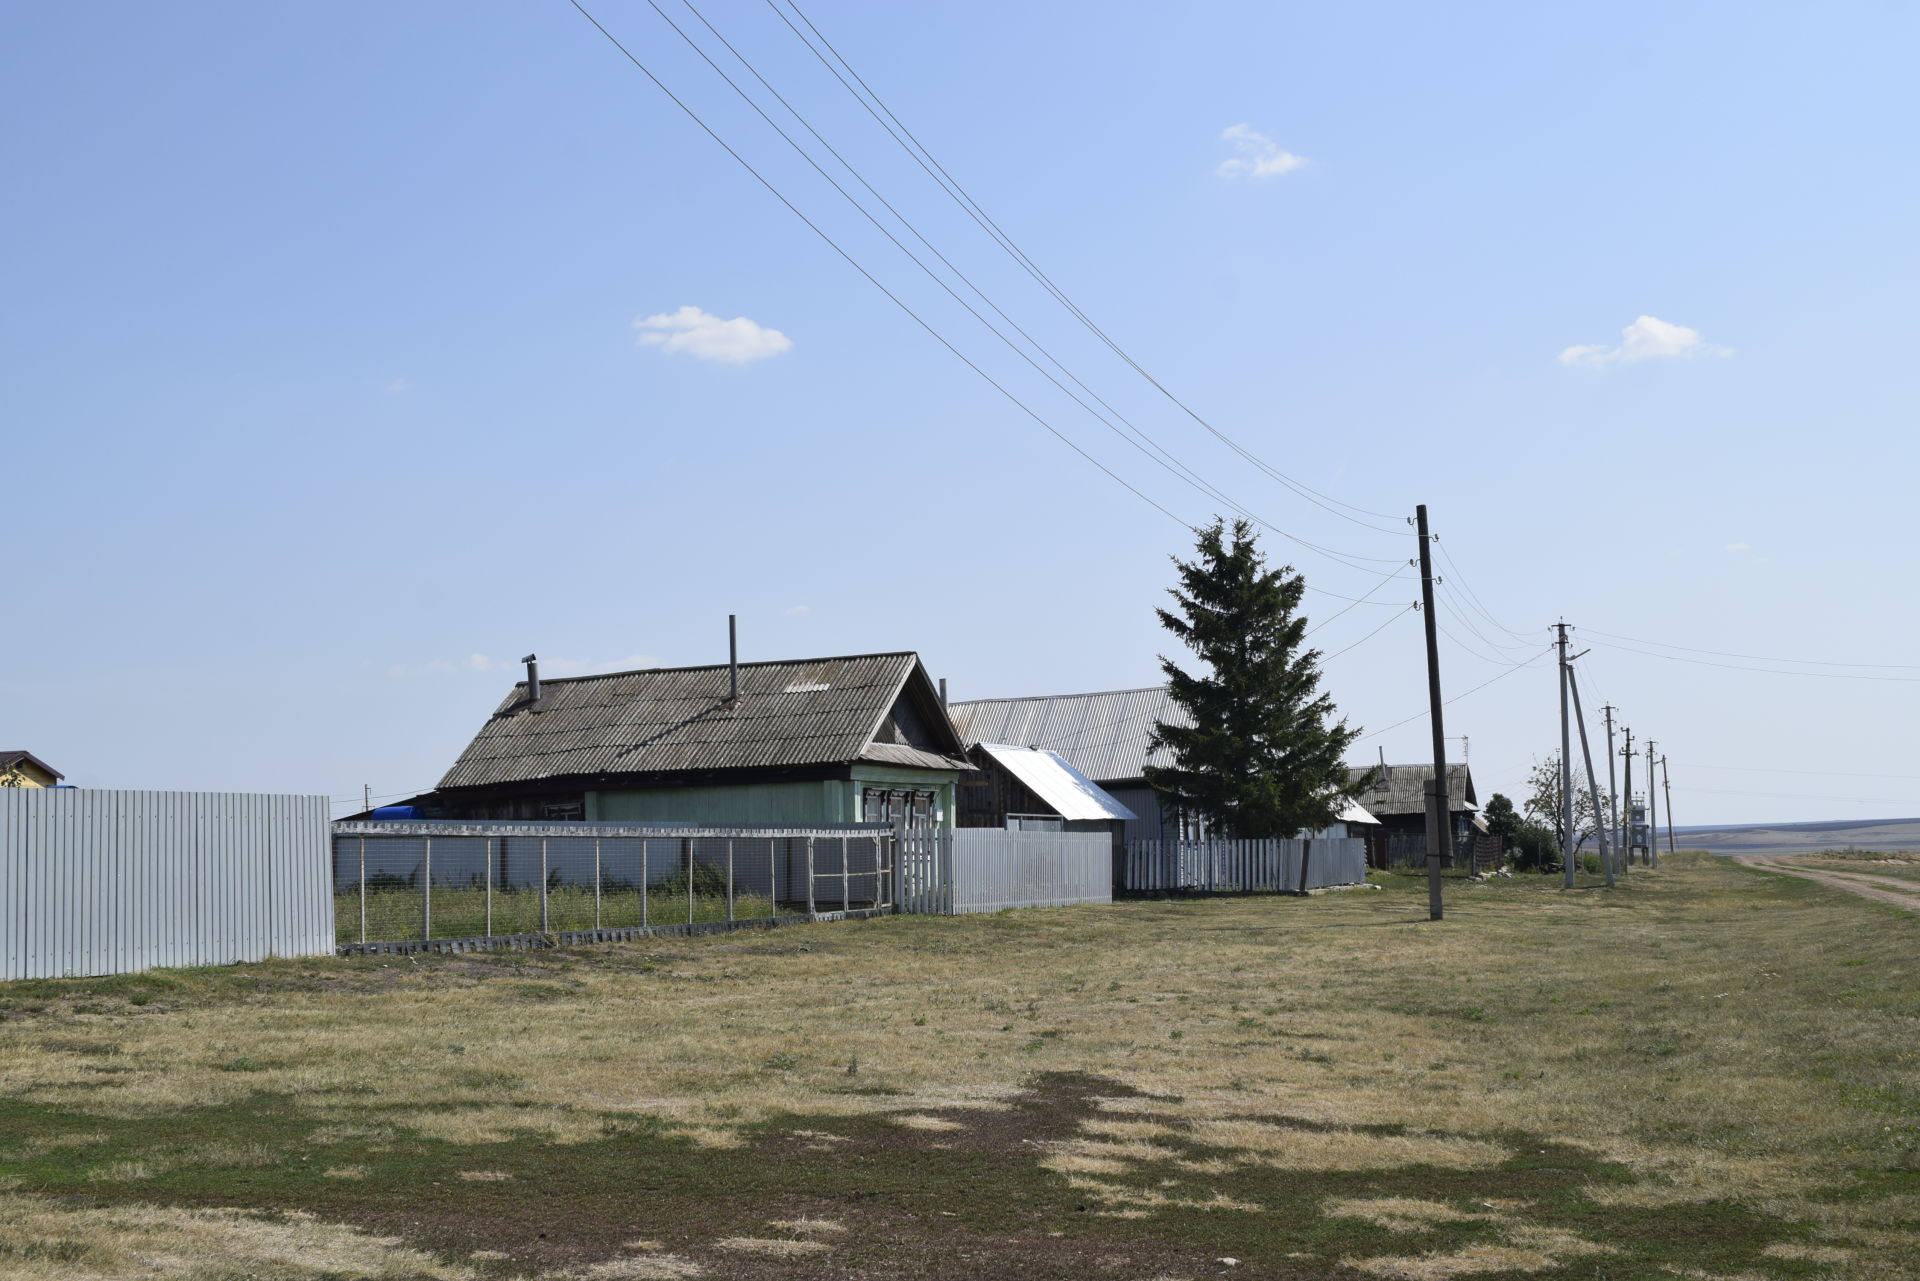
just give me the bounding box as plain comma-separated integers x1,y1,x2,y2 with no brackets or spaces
1523,754,1613,859
1144,518,1364,838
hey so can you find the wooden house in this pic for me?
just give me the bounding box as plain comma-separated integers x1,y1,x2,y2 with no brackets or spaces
426,652,971,829
1344,761,1478,867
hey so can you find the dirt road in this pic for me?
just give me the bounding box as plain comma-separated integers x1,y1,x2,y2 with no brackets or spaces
1737,855,1920,911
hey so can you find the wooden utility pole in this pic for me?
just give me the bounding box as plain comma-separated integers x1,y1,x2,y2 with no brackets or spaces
1643,738,1660,869
1415,504,1447,922
1661,755,1676,855
1567,661,1613,887
1557,622,1574,889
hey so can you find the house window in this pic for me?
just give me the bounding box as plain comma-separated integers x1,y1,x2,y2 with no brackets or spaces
1007,814,1064,832
862,787,938,828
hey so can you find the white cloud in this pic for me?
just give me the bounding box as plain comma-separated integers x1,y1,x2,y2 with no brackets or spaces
634,305,792,365
386,377,409,394
785,604,811,615
1558,315,1732,368
1216,124,1307,179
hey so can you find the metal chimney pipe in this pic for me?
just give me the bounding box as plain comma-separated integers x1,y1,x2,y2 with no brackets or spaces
522,654,541,708
727,615,739,706
939,677,948,708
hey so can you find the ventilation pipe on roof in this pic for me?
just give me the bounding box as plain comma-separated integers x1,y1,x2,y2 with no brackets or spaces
522,654,541,709
939,677,948,708
724,615,739,710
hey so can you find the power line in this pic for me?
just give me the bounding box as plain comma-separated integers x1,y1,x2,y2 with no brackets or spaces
764,0,1407,533
564,0,1191,530
583,0,1405,583
1321,604,1416,662
1355,644,1553,742
1304,568,1415,636
660,0,1394,574
1431,536,1535,641
1578,626,1920,671
1585,636,1920,683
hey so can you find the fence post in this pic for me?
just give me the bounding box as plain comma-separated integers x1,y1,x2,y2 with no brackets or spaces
539,838,550,934
485,838,494,938
421,836,432,942
842,836,852,911
1297,837,1312,895
771,839,779,916
685,838,694,925
726,837,735,923
641,839,649,928
805,836,816,916
357,836,367,945
594,837,603,929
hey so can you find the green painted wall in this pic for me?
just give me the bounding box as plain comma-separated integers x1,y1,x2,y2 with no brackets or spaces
588,768,961,829
591,780,840,826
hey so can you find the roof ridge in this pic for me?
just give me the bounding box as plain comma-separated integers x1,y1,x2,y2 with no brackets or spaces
949,685,1166,707
507,651,918,687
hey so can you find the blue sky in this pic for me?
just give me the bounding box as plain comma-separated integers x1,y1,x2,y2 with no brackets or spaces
5,1,1916,824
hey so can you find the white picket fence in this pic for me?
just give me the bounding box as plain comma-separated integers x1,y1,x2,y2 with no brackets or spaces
899,828,1111,915
1123,837,1366,894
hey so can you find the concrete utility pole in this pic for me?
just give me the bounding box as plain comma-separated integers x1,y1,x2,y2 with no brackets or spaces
1620,730,1636,865
1661,755,1676,855
1557,621,1575,889
1643,738,1660,869
1601,704,1623,878
1567,663,1614,888
1415,505,1448,922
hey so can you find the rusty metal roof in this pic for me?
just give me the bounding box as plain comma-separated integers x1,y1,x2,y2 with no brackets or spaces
439,653,969,791
947,687,1190,784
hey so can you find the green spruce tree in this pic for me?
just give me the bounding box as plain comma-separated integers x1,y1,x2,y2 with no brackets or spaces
1144,518,1366,838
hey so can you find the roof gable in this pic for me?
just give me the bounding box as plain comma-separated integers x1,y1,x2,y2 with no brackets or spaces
0,751,62,782
439,652,968,791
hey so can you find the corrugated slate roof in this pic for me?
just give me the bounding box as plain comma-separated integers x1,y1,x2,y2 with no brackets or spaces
1347,763,1477,817
440,653,968,791
947,687,1188,783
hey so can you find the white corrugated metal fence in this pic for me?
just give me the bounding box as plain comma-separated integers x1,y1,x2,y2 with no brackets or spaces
1,788,334,980
1123,837,1367,893
898,828,1112,915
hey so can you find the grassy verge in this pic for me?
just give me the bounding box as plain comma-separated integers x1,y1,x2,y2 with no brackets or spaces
334,887,781,943
2,852,1916,1279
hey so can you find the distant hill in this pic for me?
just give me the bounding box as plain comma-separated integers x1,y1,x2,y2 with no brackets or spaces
1672,817,1920,857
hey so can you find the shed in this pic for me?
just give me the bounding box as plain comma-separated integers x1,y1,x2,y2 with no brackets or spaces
956,743,1137,833
947,686,1200,845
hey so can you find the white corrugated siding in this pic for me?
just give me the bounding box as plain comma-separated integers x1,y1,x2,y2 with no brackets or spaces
1,789,333,980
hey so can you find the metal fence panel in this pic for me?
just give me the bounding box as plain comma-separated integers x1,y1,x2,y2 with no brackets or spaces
0,788,334,981
895,829,1110,915
327,822,895,947
1123,837,1366,894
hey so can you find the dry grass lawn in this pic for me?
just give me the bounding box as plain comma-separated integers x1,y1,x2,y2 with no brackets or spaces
0,852,1915,1278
